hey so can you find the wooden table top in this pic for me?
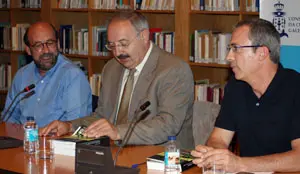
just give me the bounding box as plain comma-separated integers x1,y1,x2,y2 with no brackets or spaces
3,123,298,174
0,123,202,173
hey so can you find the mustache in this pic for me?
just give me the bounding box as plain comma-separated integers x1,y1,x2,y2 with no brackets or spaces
39,53,54,59
116,54,130,59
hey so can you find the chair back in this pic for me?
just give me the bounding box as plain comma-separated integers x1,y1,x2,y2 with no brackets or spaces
92,95,99,112
192,101,221,145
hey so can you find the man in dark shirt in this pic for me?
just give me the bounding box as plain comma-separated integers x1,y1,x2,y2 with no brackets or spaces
191,18,300,172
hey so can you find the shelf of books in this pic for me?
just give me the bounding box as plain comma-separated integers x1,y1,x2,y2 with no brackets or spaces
189,62,229,68
10,8,40,11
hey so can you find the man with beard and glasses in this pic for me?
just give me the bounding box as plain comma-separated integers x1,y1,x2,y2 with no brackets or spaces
41,10,194,149
2,22,92,127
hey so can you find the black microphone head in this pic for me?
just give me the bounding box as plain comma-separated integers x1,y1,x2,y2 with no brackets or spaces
23,84,35,92
139,110,150,121
140,101,150,111
22,90,35,100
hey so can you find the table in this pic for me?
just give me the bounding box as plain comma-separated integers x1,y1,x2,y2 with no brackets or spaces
0,123,202,173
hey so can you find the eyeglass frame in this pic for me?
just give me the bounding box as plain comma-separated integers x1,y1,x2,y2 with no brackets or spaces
226,44,265,53
105,32,141,51
30,39,58,52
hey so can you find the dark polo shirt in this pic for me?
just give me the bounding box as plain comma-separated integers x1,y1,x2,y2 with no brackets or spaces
215,64,300,157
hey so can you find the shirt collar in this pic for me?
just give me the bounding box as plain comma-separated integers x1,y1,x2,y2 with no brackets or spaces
134,42,153,73
257,63,284,100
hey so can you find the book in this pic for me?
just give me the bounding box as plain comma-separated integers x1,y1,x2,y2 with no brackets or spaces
52,135,95,156
51,128,110,156
146,150,195,172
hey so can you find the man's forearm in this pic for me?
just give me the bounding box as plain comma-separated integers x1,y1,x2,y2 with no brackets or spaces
240,150,300,172
206,137,229,149
206,127,234,149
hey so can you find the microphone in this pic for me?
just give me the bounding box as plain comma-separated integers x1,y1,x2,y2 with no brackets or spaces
22,90,36,100
113,101,151,166
22,84,35,92
0,84,35,123
3,90,36,123
140,101,150,111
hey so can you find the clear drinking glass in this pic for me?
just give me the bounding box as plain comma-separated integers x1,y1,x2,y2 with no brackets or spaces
38,136,54,160
202,160,225,174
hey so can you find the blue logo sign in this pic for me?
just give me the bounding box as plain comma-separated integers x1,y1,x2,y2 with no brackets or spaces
272,0,288,38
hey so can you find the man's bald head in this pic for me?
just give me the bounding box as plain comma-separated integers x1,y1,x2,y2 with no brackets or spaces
23,22,58,47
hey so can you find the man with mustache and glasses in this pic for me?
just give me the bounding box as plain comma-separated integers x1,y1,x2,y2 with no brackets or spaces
192,19,300,172
41,10,194,149
2,22,92,127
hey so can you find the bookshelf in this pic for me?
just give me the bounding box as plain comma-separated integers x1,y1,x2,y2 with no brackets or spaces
0,0,259,94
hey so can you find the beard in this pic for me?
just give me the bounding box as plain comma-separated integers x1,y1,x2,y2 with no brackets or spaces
34,52,58,71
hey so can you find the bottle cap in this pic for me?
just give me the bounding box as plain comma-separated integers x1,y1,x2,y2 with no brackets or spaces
168,136,176,141
26,116,35,121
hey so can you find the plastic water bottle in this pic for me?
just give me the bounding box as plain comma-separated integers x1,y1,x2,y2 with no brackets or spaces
164,136,180,173
24,116,39,154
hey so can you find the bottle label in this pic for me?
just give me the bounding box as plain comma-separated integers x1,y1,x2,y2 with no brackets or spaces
25,129,38,142
164,151,180,165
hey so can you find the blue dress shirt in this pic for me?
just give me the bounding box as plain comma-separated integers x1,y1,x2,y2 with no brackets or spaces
2,54,92,127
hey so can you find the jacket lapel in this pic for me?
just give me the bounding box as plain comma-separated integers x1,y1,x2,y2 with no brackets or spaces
110,62,126,124
128,44,161,121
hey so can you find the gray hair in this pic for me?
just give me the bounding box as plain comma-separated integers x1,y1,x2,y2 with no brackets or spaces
107,10,149,34
234,18,280,64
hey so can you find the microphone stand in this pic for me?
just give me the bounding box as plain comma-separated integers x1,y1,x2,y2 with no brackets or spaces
113,109,150,166
0,84,35,123
0,92,23,123
3,91,35,123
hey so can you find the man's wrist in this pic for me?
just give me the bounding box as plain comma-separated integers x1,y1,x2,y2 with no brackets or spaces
238,157,248,172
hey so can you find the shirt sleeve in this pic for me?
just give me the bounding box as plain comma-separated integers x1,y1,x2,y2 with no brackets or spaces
60,68,92,121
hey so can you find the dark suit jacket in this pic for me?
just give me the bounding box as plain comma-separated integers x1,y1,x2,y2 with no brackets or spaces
72,44,195,149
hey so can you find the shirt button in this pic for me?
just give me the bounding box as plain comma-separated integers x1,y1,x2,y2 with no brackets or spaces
41,80,44,83
256,102,260,106
37,98,40,101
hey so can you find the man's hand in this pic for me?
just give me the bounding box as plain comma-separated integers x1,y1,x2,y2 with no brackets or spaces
39,120,72,137
192,145,245,172
83,118,120,140
191,144,214,168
